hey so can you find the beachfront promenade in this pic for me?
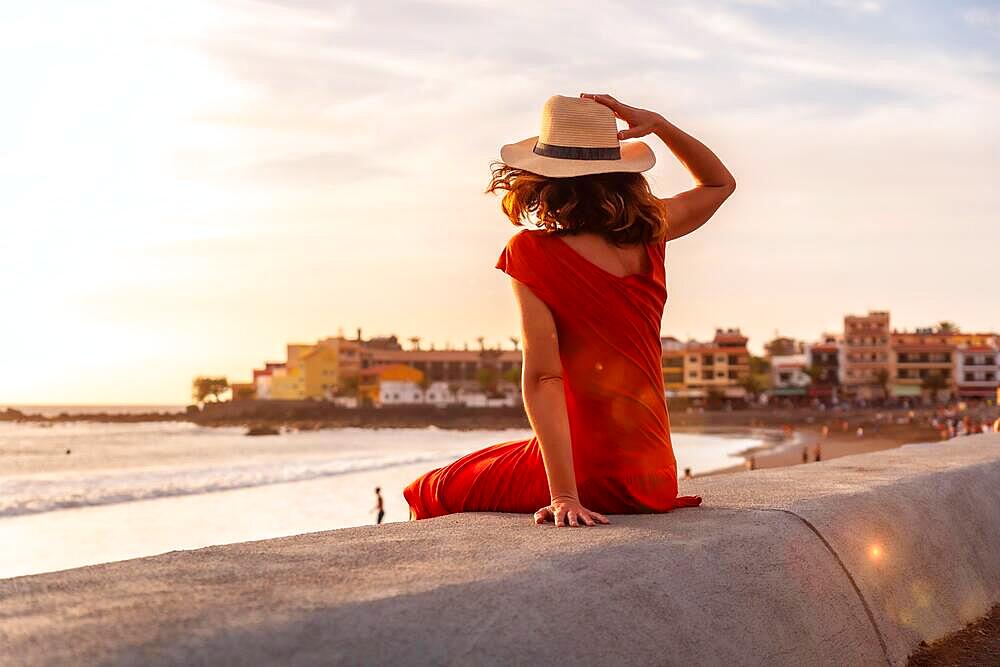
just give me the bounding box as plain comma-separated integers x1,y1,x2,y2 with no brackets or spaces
3,436,998,666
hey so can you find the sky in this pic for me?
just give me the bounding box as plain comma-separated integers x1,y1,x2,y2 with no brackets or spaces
2,0,998,404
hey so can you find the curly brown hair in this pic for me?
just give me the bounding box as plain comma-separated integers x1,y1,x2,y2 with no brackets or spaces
486,163,667,245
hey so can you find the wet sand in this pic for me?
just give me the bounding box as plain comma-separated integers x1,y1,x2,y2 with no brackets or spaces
681,421,943,476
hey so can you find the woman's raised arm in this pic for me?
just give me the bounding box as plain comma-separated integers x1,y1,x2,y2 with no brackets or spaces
581,93,736,242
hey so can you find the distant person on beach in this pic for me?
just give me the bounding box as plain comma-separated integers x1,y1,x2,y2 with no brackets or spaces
405,94,735,526
683,468,692,480
372,487,385,525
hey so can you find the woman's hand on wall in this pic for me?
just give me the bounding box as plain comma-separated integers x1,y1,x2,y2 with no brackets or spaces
534,497,610,527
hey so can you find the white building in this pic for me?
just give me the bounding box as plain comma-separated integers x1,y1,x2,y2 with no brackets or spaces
770,353,811,399
459,391,519,408
955,342,999,401
379,380,425,405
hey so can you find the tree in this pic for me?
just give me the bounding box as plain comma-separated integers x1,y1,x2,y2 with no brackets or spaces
803,365,823,385
921,372,949,403
749,355,771,376
937,321,958,334
875,368,891,398
745,356,771,399
192,376,229,405
476,336,486,351
447,382,463,404
739,374,765,400
502,366,521,387
509,336,520,351
477,367,499,396
409,336,421,351
337,374,360,398
706,387,725,410
417,374,433,403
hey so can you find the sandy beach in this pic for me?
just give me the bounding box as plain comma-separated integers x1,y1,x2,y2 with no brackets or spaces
0,422,760,578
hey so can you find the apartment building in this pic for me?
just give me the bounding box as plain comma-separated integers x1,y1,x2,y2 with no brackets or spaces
952,333,999,400
890,328,955,402
673,329,750,399
660,336,686,395
807,333,841,401
770,353,810,399
361,347,522,390
843,310,891,400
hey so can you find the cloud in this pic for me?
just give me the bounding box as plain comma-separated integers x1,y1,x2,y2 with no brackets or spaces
962,6,1000,34
243,151,401,186
827,0,882,13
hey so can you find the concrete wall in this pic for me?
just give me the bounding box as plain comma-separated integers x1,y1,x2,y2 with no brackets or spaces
2,435,999,666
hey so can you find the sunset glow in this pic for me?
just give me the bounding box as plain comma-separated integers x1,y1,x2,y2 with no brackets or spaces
3,1,998,404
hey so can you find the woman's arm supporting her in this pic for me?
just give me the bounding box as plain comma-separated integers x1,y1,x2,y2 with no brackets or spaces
511,279,609,528
581,93,736,242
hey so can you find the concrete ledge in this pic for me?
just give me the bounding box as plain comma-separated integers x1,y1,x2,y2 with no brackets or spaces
2,434,999,666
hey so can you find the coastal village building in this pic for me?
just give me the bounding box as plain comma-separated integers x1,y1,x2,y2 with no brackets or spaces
251,362,284,400
360,364,425,406
890,329,955,402
806,334,841,401
244,332,524,407
360,347,522,389
358,363,519,407
764,336,803,357
951,333,999,401
660,336,686,395
769,354,811,400
843,310,891,400
667,329,750,399
230,320,999,408
301,344,341,401
269,359,304,400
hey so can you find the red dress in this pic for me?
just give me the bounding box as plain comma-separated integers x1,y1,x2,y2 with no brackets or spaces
403,230,702,519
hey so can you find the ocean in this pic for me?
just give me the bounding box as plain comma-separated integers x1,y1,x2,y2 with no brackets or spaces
0,419,760,579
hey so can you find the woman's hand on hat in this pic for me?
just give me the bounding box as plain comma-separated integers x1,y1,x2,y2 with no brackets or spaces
580,93,663,140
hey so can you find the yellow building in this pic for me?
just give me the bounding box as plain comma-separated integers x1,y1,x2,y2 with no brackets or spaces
269,365,306,400
302,344,342,400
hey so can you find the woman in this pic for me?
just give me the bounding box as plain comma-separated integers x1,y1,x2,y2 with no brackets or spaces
404,93,735,527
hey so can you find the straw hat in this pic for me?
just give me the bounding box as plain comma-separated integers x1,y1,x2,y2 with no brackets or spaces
500,95,655,178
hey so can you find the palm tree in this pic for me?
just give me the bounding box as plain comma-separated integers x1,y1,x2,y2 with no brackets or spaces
476,336,486,351
937,321,958,334
510,336,520,351
409,336,421,351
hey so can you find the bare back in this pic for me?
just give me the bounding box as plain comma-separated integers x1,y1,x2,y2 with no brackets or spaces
557,232,653,279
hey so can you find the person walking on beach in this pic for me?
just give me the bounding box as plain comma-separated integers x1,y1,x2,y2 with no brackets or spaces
372,487,385,525
405,93,735,526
